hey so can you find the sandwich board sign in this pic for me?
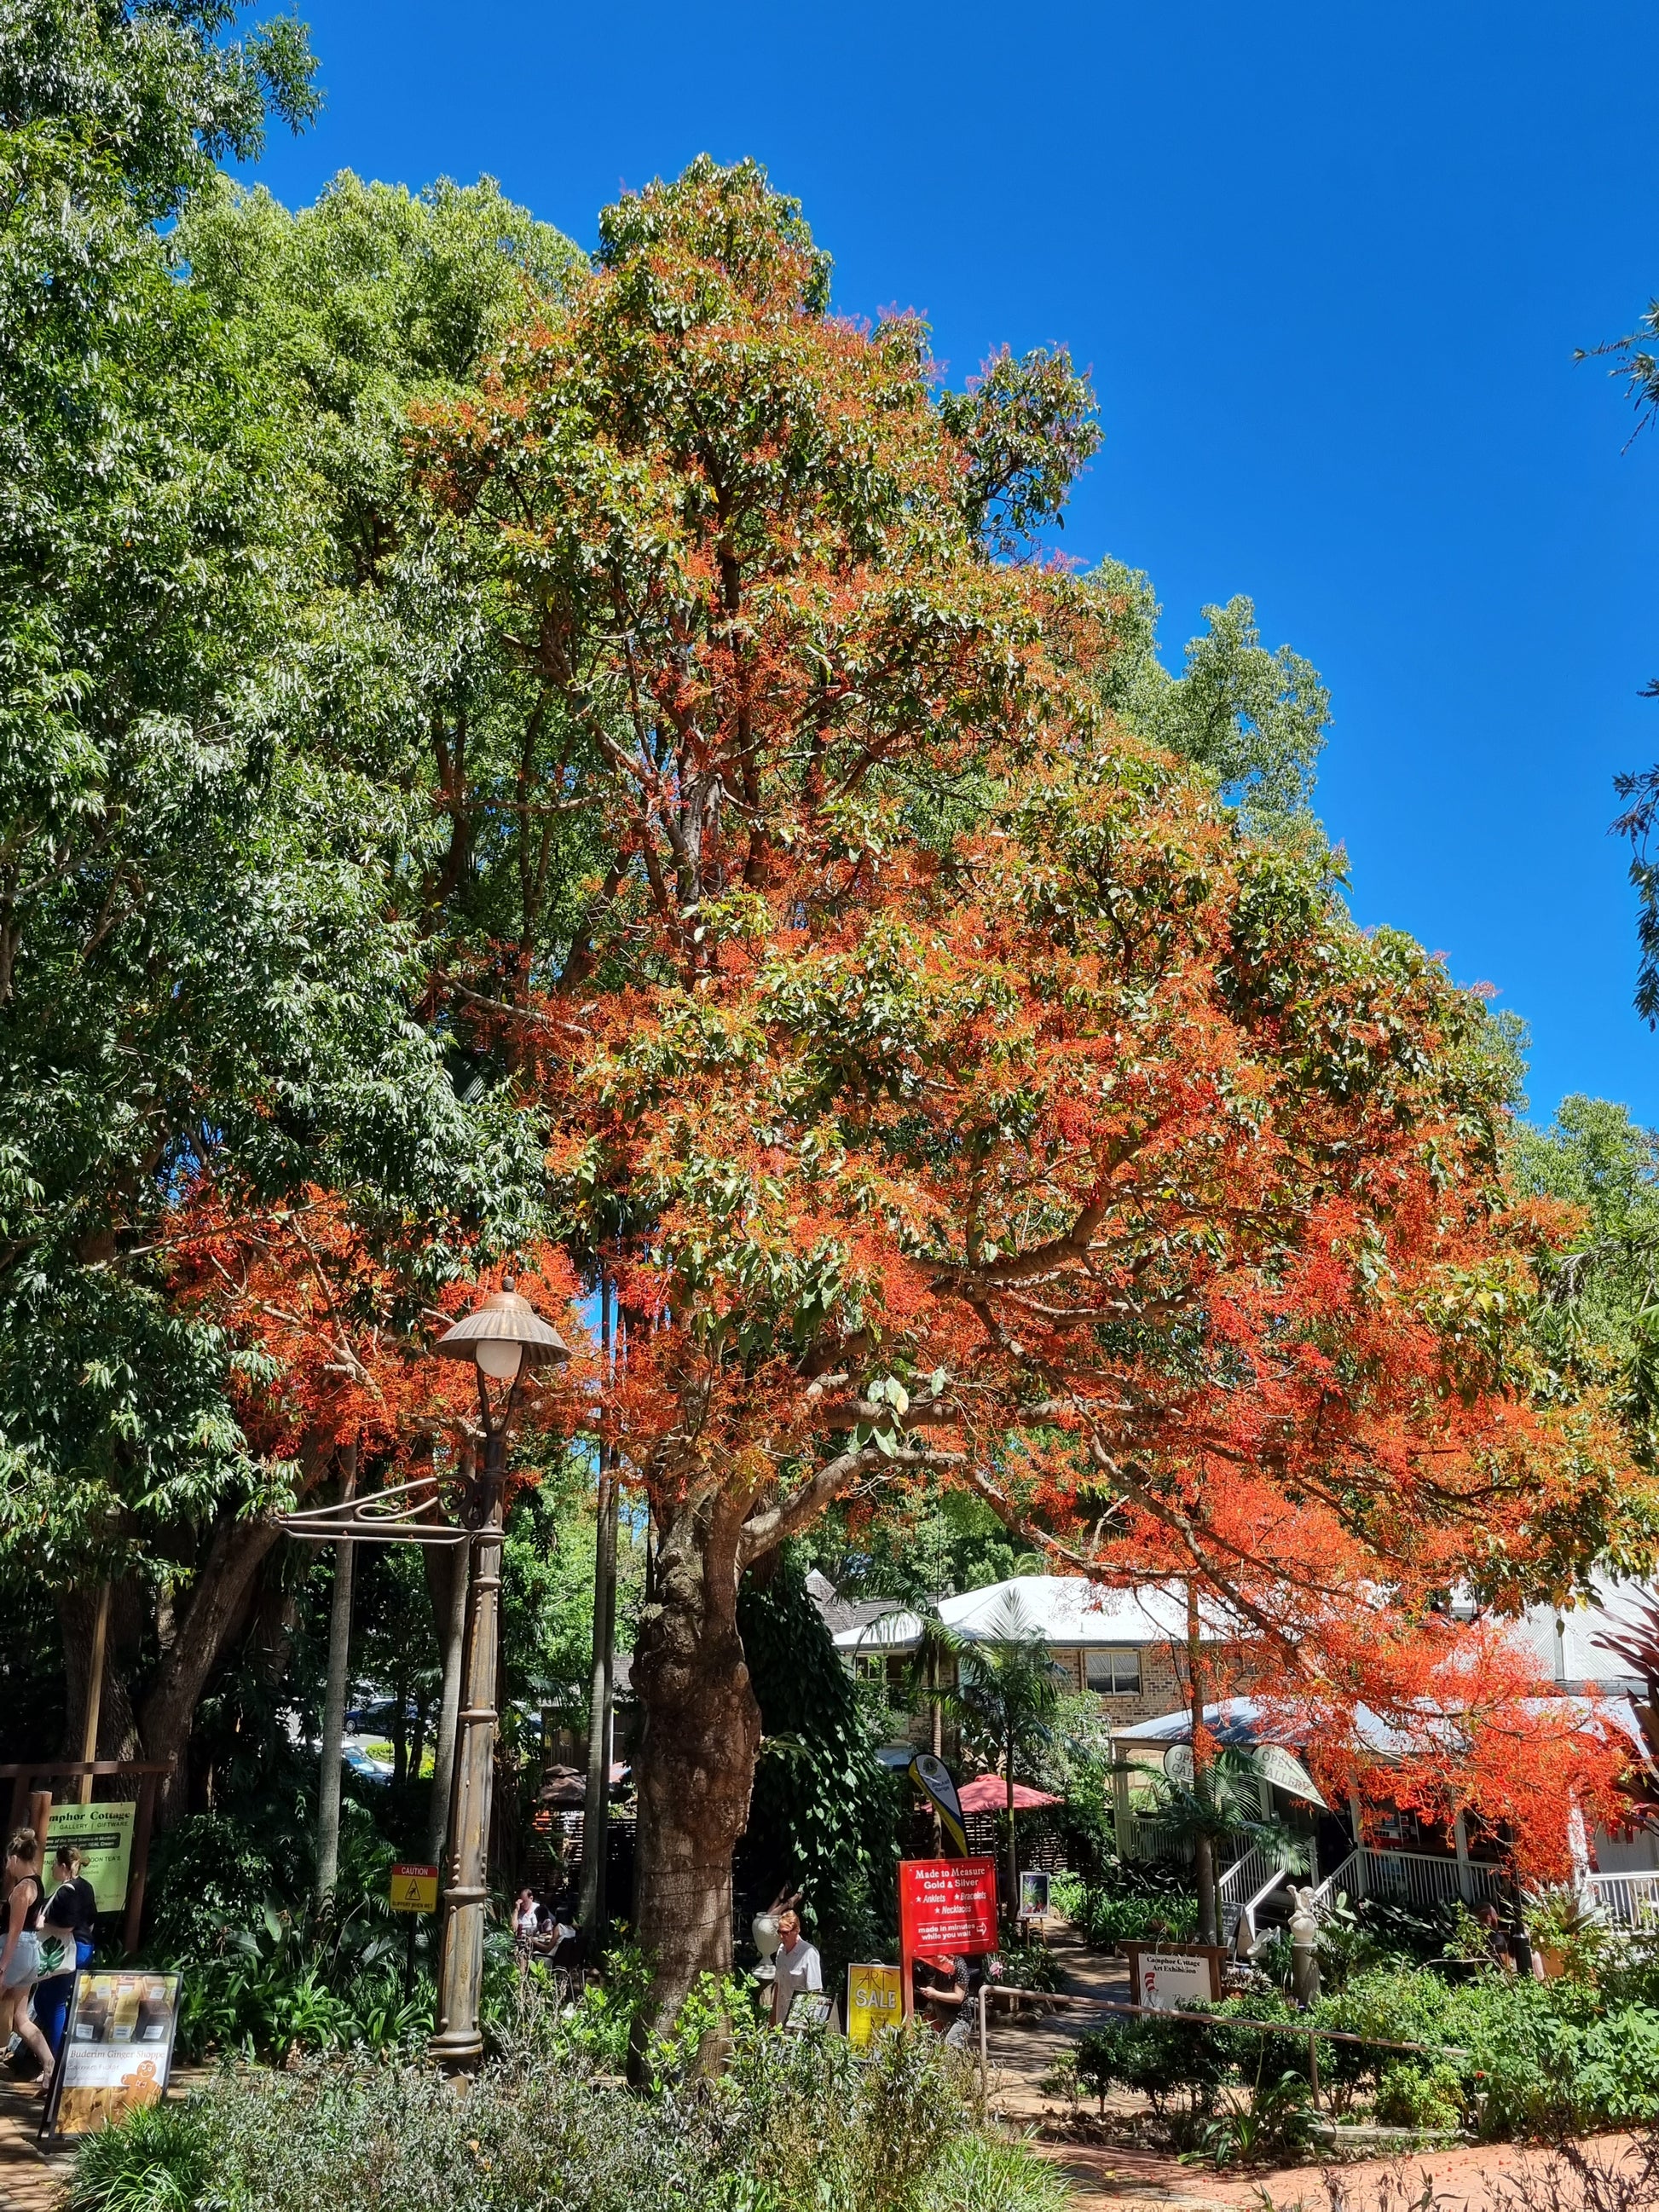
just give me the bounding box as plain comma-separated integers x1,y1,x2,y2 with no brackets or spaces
390,1863,438,1914
40,1970,182,2143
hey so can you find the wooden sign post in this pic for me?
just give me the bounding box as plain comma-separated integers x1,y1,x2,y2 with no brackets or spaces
390,1863,439,2001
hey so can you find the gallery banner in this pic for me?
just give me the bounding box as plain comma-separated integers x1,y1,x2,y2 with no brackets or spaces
44,1803,135,1915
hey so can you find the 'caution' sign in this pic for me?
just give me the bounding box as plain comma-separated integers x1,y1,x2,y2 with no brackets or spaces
390,1863,438,1915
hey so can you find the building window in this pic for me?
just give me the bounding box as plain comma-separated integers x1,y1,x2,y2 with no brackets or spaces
1085,1649,1142,1697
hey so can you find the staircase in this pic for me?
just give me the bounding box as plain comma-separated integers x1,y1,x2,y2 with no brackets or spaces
1218,1842,1297,1949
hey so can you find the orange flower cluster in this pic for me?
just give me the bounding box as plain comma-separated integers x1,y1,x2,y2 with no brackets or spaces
165,1181,587,1510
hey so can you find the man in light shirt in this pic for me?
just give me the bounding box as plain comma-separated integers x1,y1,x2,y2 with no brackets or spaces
770,1907,823,2026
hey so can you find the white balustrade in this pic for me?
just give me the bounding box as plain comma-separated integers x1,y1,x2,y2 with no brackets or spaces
1585,1870,1659,1929
1362,1847,1501,1907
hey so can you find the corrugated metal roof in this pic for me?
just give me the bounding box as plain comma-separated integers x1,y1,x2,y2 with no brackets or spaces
827,1573,1228,1652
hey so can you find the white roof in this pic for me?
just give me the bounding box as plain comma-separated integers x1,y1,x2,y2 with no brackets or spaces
831,1574,1225,1654
1517,1577,1658,1689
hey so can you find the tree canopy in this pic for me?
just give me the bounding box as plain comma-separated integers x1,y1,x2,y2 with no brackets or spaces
390,155,1651,2019
0,13,1649,2028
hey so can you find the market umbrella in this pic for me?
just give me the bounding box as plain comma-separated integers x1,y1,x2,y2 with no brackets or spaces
957,1775,1060,1814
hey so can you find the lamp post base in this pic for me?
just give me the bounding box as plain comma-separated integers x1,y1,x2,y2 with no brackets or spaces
429,2025,485,2071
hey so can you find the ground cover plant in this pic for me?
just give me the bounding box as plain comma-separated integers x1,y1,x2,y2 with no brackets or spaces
1050,1868,1200,1950
67,2013,1066,2212
1058,1942,1659,2164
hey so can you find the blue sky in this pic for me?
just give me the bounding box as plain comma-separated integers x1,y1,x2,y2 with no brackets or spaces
248,1,1659,1127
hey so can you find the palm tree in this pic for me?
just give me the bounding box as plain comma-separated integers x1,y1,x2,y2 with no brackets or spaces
1150,1748,1307,1942
945,1597,1065,1925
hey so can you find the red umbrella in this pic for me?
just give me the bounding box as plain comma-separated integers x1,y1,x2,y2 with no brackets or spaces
957,1774,1061,1814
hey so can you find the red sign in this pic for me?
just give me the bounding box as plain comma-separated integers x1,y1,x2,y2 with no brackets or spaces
899,1857,998,1961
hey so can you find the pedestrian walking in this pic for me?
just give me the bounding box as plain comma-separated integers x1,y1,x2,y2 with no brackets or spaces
33,1845,97,2062
0,1832,56,2094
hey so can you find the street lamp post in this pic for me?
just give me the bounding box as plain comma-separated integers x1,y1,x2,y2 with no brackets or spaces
429,1279,569,2069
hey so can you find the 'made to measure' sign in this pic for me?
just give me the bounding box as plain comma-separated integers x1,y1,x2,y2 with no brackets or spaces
898,1857,999,1959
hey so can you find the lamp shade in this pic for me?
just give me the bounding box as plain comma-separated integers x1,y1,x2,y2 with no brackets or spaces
434,1286,571,1376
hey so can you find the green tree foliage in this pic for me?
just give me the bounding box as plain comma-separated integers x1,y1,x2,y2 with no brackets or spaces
813,1484,1039,1608
1084,563,1331,833
1509,1094,1659,1500
0,9,572,1794
735,1551,900,1973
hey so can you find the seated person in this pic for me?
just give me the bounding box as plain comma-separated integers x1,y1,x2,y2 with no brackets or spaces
538,1902,579,1959
914,1950,989,2049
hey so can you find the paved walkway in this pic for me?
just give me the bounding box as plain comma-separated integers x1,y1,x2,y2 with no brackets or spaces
0,2076,72,2212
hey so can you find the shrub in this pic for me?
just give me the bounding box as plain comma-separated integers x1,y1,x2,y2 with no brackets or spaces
994,1932,1060,1993
1373,2059,1465,2131
1076,2007,1228,2121
714,2021,975,2206
69,2020,1057,2212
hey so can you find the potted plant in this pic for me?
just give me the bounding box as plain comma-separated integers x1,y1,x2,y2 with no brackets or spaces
1522,1884,1605,1980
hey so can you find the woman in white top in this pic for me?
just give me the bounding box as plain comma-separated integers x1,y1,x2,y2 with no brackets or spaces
769,1907,822,2027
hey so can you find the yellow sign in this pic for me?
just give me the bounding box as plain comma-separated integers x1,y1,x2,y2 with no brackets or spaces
845,1962,903,2046
389,1863,438,1914
46,1803,135,1915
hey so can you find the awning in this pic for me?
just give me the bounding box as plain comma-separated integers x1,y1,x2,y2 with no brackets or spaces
1159,1739,1328,1809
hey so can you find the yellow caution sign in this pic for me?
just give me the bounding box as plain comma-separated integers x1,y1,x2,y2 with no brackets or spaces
390,1863,438,1914
845,1963,903,2046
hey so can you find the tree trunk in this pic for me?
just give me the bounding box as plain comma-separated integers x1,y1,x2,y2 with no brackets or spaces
581,1273,619,1948
58,1583,140,1770
139,1511,285,1826
1005,1730,1020,1928
410,1689,430,1789
316,1448,358,1902
391,1670,408,1790
424,1519,471,1868
628,1501,762,2064
929,1649,943,1852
